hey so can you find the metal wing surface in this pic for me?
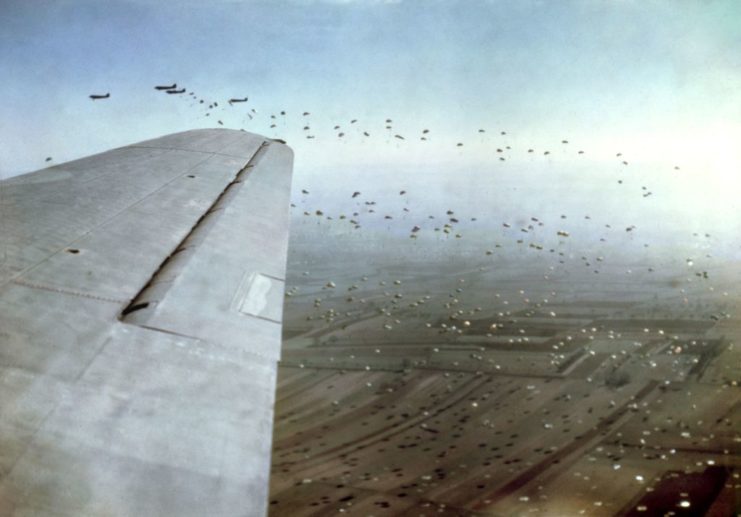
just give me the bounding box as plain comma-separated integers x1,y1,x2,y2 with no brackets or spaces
0,129,293,516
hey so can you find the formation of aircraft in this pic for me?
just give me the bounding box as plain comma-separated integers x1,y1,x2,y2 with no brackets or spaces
5,80,725,516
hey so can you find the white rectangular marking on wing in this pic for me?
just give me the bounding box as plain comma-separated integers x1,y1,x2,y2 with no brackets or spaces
239,272,272,317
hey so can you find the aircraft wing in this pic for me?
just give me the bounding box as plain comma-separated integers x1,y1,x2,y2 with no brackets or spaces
0,129,293,516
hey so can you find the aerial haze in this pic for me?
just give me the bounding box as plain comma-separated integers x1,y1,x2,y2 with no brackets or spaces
1,0,739,515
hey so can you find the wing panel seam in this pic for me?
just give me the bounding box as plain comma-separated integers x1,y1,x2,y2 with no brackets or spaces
12,279,126,304
120,140,271,321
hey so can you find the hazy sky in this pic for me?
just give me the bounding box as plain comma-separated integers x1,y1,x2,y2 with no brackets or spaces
1,0,740,255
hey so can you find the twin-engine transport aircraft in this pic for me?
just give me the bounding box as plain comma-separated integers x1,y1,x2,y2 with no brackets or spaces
0,129,293,516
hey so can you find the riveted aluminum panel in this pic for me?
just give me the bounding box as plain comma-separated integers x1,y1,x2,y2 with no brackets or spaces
0,129,293,517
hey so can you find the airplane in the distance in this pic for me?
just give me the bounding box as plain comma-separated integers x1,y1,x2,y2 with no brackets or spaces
0,129,294,516
89,92,110,100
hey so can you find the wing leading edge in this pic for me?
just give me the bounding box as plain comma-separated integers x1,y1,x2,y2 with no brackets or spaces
0,129,293,516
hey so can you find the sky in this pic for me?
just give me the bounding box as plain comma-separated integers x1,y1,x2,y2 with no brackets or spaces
1,0,740,258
